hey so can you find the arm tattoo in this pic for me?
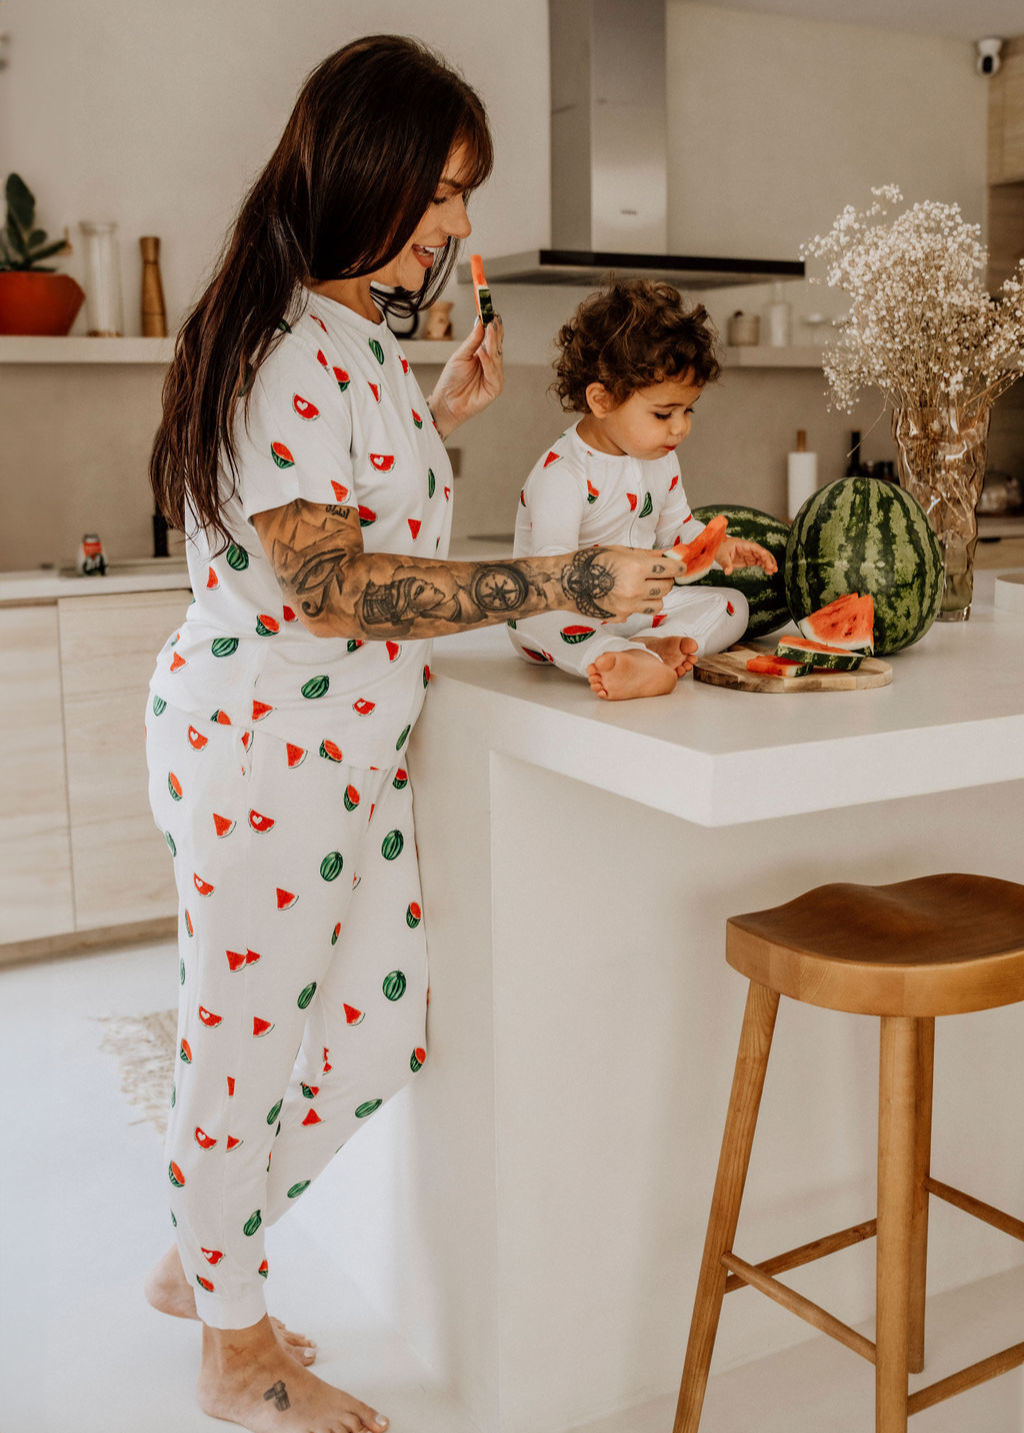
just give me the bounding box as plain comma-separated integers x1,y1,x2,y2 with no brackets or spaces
558,549,616,619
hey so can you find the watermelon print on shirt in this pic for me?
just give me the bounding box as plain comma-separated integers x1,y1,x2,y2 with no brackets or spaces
149,293,454,767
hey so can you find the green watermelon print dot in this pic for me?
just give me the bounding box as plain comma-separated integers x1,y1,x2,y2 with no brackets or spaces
427,468,435,498
320,851,343,882
226,543,249,571
287,1181,310,1199
300,1083,317,1100
507,619,517,630
243,1209,262,1237
302,675,330,700
639,491,653,519
396,724,410,751
382,970,407,1001
179,957,185,985
165,831,177,856
297,981,317,1009
152,694,167,716
266,1099,283,1125
170,1210,177,1227
277,318,292,333
381,829,404,861
368,338,385,365
171,1084,176,1107
355,1099,383,1119
212,637,239,658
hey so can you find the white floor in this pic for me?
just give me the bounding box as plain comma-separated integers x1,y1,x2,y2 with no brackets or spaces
2,938,1023,1433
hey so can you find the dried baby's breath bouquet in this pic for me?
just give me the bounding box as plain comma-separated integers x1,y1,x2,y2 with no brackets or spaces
802,185,1024,418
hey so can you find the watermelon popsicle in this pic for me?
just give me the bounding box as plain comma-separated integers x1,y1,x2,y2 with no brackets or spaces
470,253,494,325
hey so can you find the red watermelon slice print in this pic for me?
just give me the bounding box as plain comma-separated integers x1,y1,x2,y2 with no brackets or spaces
293,393,319,420
543,451,561,468
369,454,395,472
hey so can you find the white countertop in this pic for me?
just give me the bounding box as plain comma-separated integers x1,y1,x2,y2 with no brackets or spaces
425,568,1024,827
0,561,191,602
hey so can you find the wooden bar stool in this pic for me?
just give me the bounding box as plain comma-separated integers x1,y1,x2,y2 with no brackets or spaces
674,872,1024,1433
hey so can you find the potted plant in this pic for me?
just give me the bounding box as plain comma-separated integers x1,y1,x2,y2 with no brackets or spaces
0,173,85,335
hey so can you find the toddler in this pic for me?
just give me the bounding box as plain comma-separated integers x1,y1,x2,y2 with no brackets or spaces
508,279,776,700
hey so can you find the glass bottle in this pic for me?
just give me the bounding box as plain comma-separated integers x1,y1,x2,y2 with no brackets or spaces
79,221,124,336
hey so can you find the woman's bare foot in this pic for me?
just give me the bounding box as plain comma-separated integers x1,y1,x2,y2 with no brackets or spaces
587,647,678,700
145,1244,317,1365
637,634,699,677
199,1315,388,1433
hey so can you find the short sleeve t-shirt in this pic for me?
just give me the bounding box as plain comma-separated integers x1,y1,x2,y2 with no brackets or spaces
149,291,453,768
512,420,705,558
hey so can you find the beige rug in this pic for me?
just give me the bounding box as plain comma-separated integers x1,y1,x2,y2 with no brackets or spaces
95,1009,178,1136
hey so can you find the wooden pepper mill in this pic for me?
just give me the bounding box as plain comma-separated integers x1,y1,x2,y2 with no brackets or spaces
139,235,167,337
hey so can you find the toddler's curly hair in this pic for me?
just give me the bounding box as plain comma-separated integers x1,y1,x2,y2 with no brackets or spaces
552,277,720,412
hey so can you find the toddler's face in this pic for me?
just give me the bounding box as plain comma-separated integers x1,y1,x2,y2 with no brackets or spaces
588,373,704,461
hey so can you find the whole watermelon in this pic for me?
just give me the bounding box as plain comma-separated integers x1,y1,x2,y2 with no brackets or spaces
785,477,942,655
692,504,791,639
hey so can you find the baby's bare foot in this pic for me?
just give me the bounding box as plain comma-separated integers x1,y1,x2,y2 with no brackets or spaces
587,648,678,701
638,634,699,677
198,1316,387,1433
145,1244,317,1365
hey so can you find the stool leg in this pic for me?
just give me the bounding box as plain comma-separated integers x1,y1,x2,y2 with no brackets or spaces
673,980,780,1433
876,1015,918,1433
907,1018,935,1375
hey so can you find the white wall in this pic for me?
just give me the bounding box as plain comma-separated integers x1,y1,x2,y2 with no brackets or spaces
0,1,1004,571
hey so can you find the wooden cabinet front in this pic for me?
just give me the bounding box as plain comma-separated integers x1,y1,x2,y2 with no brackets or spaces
58,589,191,931
989,38,1024,184
0,605,75,943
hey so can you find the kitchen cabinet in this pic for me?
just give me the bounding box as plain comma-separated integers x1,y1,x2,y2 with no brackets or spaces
0,605,75,943
58,589,190,932
0,586,191,954
987,36,1024,290
988,36,1024,184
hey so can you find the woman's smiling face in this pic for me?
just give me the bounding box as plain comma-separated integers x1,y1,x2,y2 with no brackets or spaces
373,142,474,293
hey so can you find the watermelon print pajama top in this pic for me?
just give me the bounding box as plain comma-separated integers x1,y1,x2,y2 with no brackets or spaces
508,422,748,674
145,294,447,1329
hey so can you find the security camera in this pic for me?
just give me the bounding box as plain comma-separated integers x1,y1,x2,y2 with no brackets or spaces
976,37,1004,76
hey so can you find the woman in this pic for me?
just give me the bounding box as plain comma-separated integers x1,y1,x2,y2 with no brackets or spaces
146,34,679,1433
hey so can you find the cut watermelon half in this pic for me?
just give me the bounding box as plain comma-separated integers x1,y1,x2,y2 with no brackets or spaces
672,513,729,585
797,593,874,654
775,637,865,672
745,653,812,678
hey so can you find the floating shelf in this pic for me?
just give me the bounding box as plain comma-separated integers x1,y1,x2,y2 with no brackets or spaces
723,345,824,368
0,335,466,365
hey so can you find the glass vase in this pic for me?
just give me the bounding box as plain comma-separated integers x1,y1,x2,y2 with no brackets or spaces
891,404,991,622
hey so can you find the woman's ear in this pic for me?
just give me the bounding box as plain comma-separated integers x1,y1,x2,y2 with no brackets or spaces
584,381,615,418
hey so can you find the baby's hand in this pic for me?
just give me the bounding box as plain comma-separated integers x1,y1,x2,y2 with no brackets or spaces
717,537,777,576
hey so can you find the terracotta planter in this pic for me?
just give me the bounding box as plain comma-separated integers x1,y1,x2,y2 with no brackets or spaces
0,270,86,335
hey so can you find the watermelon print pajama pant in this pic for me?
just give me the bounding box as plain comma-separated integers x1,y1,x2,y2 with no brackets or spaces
146,701,428,1330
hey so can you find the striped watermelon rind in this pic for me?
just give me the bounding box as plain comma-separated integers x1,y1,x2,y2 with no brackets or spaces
785,478,942,656
692,505,791,639
775,637,864,672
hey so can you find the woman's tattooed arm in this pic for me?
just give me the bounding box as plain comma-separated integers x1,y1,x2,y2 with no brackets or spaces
251,499,677,641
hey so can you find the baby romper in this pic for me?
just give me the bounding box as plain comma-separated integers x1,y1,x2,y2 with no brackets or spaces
146,291,450,1329
507,422,747,677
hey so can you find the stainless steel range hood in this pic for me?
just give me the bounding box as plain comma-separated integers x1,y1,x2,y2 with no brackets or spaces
460,0,803,289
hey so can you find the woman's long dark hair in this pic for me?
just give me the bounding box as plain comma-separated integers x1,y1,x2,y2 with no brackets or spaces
151,35,493,552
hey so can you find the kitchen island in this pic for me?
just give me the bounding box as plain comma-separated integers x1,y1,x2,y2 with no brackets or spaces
299,568,1024,1433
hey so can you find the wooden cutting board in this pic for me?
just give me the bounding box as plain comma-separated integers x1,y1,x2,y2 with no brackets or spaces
694,642,892,693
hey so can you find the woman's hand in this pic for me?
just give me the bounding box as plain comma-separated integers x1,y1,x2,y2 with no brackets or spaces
716,536,778,575
562,546,683,623
427,314,504,438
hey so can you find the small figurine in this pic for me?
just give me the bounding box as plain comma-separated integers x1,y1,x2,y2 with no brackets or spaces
423,301,453,340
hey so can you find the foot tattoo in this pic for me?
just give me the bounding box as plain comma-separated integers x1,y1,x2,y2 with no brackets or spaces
263,1380,291,1410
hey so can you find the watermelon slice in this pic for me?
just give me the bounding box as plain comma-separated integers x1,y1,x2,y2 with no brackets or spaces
672,514,729,586
775,637,865,672
797,593,874,654
746,654,812,678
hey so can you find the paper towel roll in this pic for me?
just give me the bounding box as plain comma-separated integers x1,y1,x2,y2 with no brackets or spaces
787,450,818,519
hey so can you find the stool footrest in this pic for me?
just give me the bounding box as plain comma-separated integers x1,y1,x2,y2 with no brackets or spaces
924,1177,1024,1243
906,1339,1024,1417
723,1218,877,1294
720,1252,876,1363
